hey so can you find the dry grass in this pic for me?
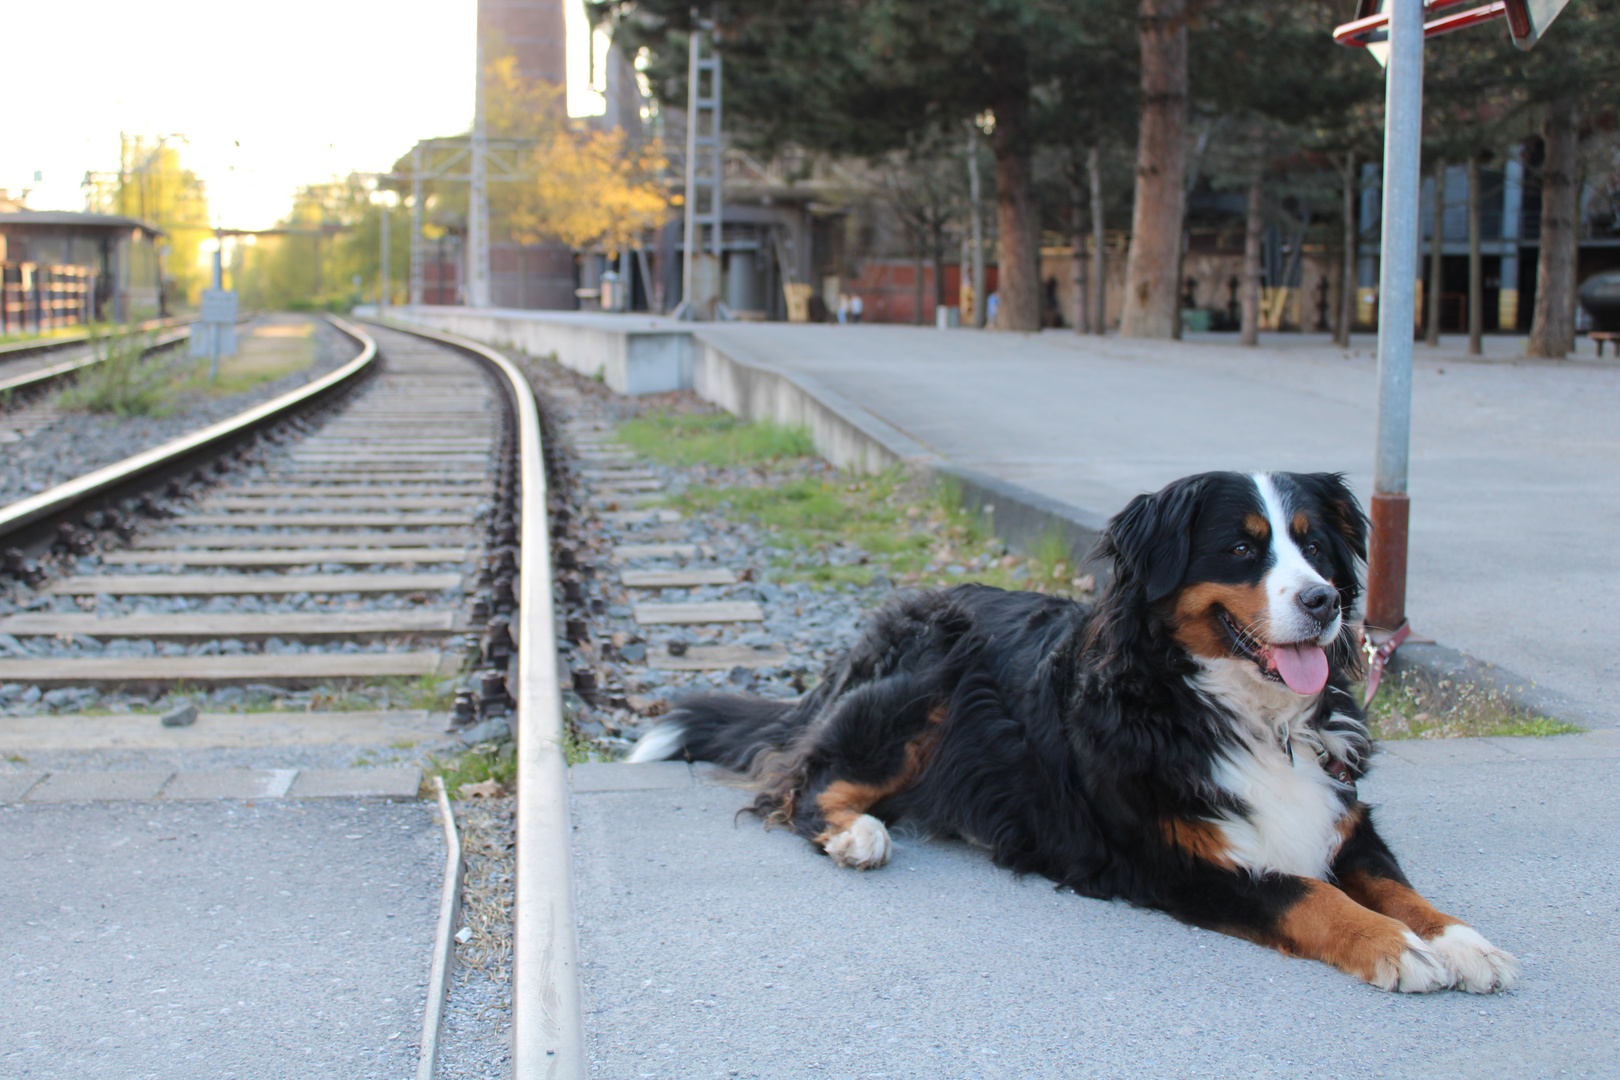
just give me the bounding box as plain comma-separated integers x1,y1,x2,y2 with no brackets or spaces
452,798,515,987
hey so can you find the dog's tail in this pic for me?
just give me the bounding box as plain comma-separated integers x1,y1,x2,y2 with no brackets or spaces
625,692,807,775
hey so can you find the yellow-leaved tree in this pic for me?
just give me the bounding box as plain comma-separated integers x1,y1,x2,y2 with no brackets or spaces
516,127,669,255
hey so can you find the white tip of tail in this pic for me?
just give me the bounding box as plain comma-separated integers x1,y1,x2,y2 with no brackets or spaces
626,721,686,763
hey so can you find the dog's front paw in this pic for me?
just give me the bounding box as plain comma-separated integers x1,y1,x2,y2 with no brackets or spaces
1369,931,1455,993
821,814,892,869
1428,924,1520,993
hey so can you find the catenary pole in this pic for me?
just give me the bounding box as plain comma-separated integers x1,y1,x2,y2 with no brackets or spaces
468,42,491,308
1366,0,1424,632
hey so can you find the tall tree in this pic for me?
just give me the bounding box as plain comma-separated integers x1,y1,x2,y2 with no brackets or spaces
1119,0,1188,339
598,0,1132,332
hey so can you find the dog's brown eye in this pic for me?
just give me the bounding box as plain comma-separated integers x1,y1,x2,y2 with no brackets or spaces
1232,542,1254,557
1303,542,1319,557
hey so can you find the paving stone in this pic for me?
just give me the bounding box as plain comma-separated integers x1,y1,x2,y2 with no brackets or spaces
26,771,173,802
287,767,423,799
161,769,299,800
1377,738,1523,766
0,772,47,801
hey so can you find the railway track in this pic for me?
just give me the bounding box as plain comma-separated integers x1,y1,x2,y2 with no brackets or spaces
0,316,587,1078
0,321,195,449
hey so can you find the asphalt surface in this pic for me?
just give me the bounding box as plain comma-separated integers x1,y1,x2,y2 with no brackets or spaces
0,797,440,1079
572,733,1619,1079
696,324,1620,727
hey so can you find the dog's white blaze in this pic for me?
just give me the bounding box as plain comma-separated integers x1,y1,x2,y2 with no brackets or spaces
626,721,685,763
1252,473,1339,647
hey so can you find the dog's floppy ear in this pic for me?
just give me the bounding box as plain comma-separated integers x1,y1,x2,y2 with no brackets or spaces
1093,475,1208,603
1296,472,1369,562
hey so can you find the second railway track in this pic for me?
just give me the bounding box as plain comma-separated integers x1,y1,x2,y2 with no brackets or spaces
0,322,507,702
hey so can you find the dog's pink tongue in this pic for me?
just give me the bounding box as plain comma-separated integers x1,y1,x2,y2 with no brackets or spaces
1271,643,1329,695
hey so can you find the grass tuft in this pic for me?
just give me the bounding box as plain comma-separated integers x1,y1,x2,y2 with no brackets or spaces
428,743,516,797
1365,665,1581,740
618,411,815,466
58,330,174,416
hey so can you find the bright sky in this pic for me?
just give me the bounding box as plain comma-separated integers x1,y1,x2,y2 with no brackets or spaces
2,0,606,231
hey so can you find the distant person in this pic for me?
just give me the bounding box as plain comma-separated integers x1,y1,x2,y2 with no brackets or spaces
986,290,1000,328
850,294,864,324
837,294,850,324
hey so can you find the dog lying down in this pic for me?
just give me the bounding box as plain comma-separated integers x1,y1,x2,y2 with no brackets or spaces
628,471,1518,993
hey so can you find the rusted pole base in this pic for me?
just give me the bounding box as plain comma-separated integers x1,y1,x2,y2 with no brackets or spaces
1365,491,1410,633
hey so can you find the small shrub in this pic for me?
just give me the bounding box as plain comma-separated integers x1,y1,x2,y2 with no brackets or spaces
58,331,173,417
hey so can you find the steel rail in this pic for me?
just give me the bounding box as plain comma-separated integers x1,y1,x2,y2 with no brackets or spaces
0,314,378,553
362,318,585,1079
0,315,195,364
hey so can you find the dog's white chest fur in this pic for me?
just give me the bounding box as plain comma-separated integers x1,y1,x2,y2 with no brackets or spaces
1193,659,1348,879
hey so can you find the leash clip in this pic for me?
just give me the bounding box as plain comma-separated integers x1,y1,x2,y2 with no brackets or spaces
1362,620,1412,705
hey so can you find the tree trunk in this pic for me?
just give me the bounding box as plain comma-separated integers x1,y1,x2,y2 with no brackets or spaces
1089,147,1106,334
1071,166,1089,333
967,124,987,329
991,91,1041,332
932,217,947,314
1426,157,1445,346
1241,170,1263,347
1529,103,1578,358
1335,152,1357,347
1120,0,1188,339
1467,153,1483,355
913,250,925,325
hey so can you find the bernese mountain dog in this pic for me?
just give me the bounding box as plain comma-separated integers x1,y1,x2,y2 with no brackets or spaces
627,471,1519,993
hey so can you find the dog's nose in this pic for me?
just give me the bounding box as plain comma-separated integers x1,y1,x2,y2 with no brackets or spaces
1297,584,1340,622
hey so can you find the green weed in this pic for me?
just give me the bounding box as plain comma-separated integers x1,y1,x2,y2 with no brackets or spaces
58,330,175,417
1365,666,1581,740
617,411,815,466
428,743,517,797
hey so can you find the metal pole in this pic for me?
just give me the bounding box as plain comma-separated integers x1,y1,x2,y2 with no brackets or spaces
410,144,425,307
1366,0,1424,633
468,44,491,308
681,22,700,316
209,231,223,383
380,201,391,311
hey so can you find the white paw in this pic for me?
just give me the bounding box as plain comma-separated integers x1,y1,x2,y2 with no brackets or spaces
1371,931,1455,993
822,814,892,870
1428,924,1521,993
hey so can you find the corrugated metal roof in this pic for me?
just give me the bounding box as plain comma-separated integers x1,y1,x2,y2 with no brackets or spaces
0,210,164,236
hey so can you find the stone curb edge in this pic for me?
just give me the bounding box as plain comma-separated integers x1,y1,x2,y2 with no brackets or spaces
0,765,424,803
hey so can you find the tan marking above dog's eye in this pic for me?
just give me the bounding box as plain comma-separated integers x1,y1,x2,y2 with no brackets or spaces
1292,511,1310,535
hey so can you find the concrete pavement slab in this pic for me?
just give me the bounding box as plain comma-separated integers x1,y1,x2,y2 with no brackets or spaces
0,771,45,801
288,766,423,799
572,738,1617,1080
1376,739,1524,766
160,768,299,801
696,324,1620,726
26,770,172,802
0,798,439,1079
